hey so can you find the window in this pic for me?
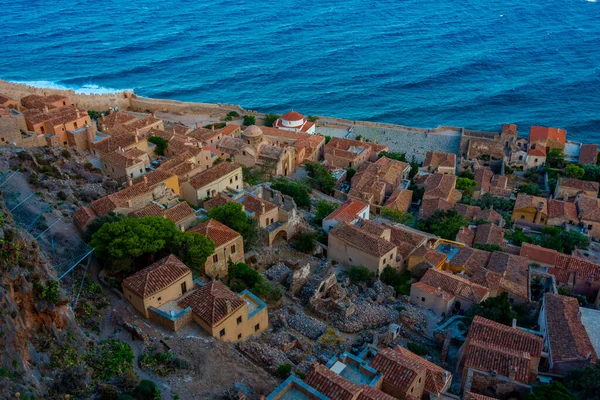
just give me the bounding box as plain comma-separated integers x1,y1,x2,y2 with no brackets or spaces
237,316,242,325
535,158,538,163
419,377,422,383
421,297,425,302
235,175,238,181
213,254,218,263
181,281,187,294
238,333,242,340
74,122,78,129
520,215,525,220
220,329,225,337
62,101,66,106
0,138,3,142
130,173,133,178
139,169,142,173
230,178,233,184
158,297,162,302
255,323,260,332
231,245,236,254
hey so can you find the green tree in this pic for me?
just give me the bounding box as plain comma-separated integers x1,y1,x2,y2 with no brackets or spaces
566,164,585,179
380,266,398,286
291,231,318,253
458,170,475,180
88,340,134,381
408,156,420,181
474,243,502,252
243,115,256,126
148,136,168,156
276,363,292,379
583,164,600,182
416,210,468,240
346,168,356,180
347,265,372,284
83,212,124,242
381,207,414,225
456,177,477,192
378,151,407,162
407,342,429,356
518,183,543,196
307,115,319,122
564,365,600,399
263,114,279,127
314,200,338,225
271,179,311,208
91,217,179,272
467,292,515,325
546,149,566,169
525,381,575,400
130,380,162,400
88,110,110,120
305,162,336,194
173,232,215,274
208,203,260,249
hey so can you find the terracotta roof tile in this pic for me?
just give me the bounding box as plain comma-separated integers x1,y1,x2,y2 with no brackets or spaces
423,173,458,202
473,224,504,246
123,254,191,298
548,199,578,220
448,247,492,272
241,194,277,215
305,364,362,400
519,243,558,265
330,222,395,257
420,268,489,303
188,219,240,247
579,144,598,165
203,193,236,211
423,151,456,169
464,392,499,400
384,189,413,212
356,386,396,400
419,197,454,219
529,126,566,146
412,246,447,267
324,199,369,224
558,177,599,194
464,340,531,384
577,195,600,222
468,316,543,357
187,162,240,189
178,280,246,326
514,193,547,214
544,293,597,363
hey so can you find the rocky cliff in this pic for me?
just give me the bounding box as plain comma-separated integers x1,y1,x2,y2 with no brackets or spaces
0,192,91,399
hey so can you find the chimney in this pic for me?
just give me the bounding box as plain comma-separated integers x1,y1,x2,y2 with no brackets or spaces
151,111,156,118
101,113,105,121
225,300,232,314
211,124,215,132
260,202,266,214
107,108,112,115
135,132,139,143
143,175,148,184
43,105,49,113
127,177,133,187
76,108,81,118
508,365,517,381
512,318,517,328
442,371,450,382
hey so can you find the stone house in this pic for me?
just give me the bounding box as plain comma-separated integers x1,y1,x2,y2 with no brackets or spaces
525,144,546,170
20,93,70,111
547,199,579,227
177,280,268,342
217,125,295,176
579,144,598,165
23,105,95,146
511,193,548,225
0,107,45,148
188,219,244,278
348,157,411,206
322,199,369,233
538,293,597,376
0,93,21,110
91,131,150,157
328,221,398,275
421,151,456,175
180,162,242,207
577,195,600,239
98,110,164,137
529,125,566,151
410,268,490,315
324,137,388,169
122,254,193,319
555,177,599,201
101,148,150,180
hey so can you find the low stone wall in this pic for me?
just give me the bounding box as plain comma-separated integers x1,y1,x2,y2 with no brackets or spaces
0,80,132,111
130,95,246,115
148,305,192,332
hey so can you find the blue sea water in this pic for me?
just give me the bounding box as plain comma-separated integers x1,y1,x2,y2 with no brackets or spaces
1,0,599,141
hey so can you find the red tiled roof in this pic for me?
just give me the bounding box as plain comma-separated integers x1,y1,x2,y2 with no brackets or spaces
219,123,241,136
178,280,246,326
330,222,396,257
423,152,456,169
203,193,236,211
544,293,597,363
558,177,599,194
419,197,454,219
514,193,547,214
123,254,191,298
555,254,600,283
72,206,97,229
305,364,362,400
529,126,566,146
547,199,578,220
420,268,489,303
324,199,368,223
188,219,240,247
579,144,598,165
187,161,240,189
241,194,277,215
464,392,499,400
280,111,305,122
163,202,195,223
527,144,546,157
356,386,396,400
468,316,543,357
384,189,413,212
464,340,532,384
474,224,504,246
411,246,447,267
519,243,558,265
456,226,475,246
448,247,492,272
578,195,600,222
423,173,458,201
412,282,454,300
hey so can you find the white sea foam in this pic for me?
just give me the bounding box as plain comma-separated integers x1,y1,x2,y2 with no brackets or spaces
11,80,131,94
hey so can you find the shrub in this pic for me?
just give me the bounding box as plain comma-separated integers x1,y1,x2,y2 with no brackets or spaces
346,168,356,180
291,231,318,253
276,363,292,379
88,340,134,381
263,113,279,127
378,151,407,162
566,164,585,179
407,342,429,356
243,115,256,126
271,179,311,208
148,136,168,156
130,380,161,400
518,183,542,196
39,281,61,304
61,149,71,159
314,200,338,225
347,265,372,284
305,162,336,194
57,190,68,201
381,207,414,225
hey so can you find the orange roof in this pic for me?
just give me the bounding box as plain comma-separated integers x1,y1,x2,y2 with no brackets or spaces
547,199,578,220
544,293,597,363
330,222,395,257
527,144,546,157
423,151,456,169
305,364,362,400
579,144,598,165
530,126,566,146
468,316,543,357
412,281,454,300
464,393,499,400
558,177,599,194
384,189,413,212
420,268,489,303
177,280,246,326
203,193,236,211
123,254,191,298
280,111,305,121
519,242,558,265
324,199,368,223
219,123,240,136
187,162,240,189
188,219,240,247
464,340,532,384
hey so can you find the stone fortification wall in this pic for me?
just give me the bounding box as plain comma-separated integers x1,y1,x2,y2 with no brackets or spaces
0,80,132,111
129,95,246,115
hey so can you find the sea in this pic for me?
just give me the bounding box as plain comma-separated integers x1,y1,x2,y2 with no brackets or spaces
1,0,599,142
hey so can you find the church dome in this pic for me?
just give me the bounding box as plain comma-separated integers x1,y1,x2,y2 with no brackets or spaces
243,125,263,138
